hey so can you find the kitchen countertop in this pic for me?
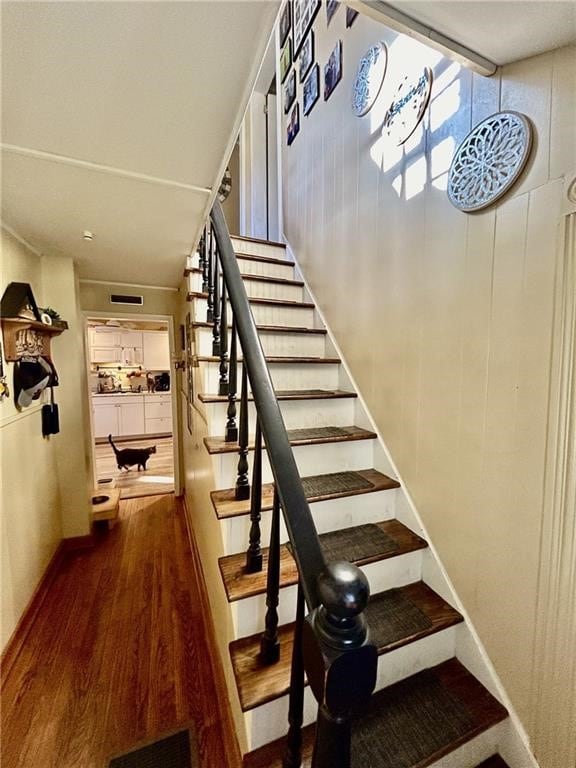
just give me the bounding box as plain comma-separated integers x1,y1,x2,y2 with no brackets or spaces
92,391,171,397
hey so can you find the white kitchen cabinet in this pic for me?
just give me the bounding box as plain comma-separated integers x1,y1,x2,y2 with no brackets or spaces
144,394,172,434
119,331,143,365
93,400,120,438
143,331,170,370
92,395,145,438
91,346,123,364
91,328,121,348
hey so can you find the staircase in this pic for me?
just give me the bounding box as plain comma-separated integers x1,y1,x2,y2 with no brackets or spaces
187,227,533,768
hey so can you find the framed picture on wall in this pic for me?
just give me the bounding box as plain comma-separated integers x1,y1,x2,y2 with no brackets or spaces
284,69,296,113
303,64,319,116
280,39,292,83
299,31,314,82
326,0,340,25
293,0,321,58
324,40,343,101
279,2,291,47
346,6,359,27
287,103,300,145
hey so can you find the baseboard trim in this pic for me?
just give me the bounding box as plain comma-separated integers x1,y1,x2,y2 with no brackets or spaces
1,532,97,685
179,495,242,768
1,540,66,684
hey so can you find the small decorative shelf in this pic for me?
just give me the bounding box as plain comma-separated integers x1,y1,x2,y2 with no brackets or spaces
1,318,68,361
0,282,68,361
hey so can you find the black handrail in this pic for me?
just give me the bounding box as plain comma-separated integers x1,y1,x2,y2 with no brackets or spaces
208,201,377,768
211,201,326,609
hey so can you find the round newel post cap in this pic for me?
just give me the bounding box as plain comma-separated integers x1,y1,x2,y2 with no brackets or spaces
317,561,370,619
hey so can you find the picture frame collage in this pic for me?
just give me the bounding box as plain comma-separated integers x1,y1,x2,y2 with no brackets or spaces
280,1,357,146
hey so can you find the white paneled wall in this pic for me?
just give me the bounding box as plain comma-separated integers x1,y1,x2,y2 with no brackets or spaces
280,6,575,764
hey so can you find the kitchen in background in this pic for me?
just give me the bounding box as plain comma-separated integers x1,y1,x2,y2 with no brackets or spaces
87,317,174,498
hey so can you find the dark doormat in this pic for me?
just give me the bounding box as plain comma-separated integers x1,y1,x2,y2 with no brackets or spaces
108,728,197,768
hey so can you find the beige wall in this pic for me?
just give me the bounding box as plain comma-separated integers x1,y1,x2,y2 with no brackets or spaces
79,280,179,319
280,11,575,766
177,289,246,755
1,228,92,649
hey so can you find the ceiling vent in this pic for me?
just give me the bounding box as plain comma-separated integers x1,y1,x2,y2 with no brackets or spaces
110,294,144,306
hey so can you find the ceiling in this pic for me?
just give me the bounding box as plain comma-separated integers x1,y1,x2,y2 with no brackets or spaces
1,1,279,287
382,1,576,66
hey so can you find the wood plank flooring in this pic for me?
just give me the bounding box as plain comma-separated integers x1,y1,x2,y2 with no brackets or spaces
1,495,240,768
95,436,174,498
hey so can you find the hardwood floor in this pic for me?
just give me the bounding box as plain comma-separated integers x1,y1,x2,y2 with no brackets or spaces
1,495,240,768
95,436,174,498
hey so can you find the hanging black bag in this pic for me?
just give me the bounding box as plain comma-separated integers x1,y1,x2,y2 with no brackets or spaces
42,387,60,436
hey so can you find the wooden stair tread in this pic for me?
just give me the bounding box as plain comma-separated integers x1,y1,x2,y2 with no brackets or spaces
219,519,425,602
204,426,377,454
187,269,303,287
244,659,507,768
231,234,286,249
475,758,511,768
199,388,355,404
187,291,314,309
234,251,294,267
230,581,463,711
197,356,339,364
192,321,326,335
212,468,399,520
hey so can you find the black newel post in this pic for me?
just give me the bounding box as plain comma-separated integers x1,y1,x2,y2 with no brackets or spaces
245,420,263,573
201,229,209,293
304,562,378,768
260,487,281,664
225,319,238,442
235,363,250,500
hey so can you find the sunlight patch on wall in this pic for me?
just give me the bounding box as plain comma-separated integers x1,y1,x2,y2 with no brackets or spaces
430,80,461,133
405,156,427,200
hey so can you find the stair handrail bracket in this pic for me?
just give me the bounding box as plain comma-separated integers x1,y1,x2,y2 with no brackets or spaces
209,202,377,768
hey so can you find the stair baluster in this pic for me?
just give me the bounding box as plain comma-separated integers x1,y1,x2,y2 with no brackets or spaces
201,229,209,293
212,248,221,357
206,224,215,323
245,419,263,573
225,318,238,442
235,363,250,500
260,487,281,664
218,275,229,395
282,582,305,768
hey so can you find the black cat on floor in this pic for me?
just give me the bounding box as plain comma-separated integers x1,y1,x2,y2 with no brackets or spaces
108,434,157,471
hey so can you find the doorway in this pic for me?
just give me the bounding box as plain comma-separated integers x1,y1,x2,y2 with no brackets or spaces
84,314,179,499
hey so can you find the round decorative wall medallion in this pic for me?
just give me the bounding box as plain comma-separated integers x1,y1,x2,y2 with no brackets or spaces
352,42,388,117
382,67,433,146
218,167,232,202
447,112,533,212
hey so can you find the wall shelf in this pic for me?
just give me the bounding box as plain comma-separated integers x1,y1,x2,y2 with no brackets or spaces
1,317,68,361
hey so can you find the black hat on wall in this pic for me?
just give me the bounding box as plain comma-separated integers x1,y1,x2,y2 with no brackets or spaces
14,356,56,408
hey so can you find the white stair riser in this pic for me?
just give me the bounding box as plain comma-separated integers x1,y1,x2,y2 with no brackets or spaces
221,489,398,557
205,397,357,434
211,439,375,490
189,272,302,302
196,327,326,358
232,550,423,637
245,627,456,751
192,297,315,328
236,257,295,281
200,361,340,392
231,238,287,260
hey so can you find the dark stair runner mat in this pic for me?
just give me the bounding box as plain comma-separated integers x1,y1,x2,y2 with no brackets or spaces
319,523,398,562
301,470,374,497
287,426,364,440
109,729,197,768
351,669,474,768
366,589,433,648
